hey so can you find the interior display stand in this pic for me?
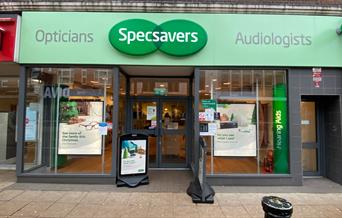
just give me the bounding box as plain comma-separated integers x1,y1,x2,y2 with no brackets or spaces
116,134,149,188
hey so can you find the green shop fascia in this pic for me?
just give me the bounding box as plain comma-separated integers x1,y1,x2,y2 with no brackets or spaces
18,12,342,179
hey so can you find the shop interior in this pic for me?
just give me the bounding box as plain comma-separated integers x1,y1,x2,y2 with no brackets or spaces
22,66,288,176
200,69,287,175
23,66,194,174
0,63,20,169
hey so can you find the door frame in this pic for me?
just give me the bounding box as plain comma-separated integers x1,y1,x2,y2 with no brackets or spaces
301,97,325,176
127,96,192,168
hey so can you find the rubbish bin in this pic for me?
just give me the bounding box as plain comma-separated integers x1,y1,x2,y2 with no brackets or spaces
261,196,293,218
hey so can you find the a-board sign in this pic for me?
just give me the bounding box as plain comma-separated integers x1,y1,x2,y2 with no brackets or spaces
118,134,148,177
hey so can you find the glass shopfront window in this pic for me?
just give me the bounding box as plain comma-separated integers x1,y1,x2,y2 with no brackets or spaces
200,69,288,175
24,67,113,174
0,65,19,168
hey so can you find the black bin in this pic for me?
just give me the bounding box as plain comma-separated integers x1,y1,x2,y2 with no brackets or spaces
261,196,293,218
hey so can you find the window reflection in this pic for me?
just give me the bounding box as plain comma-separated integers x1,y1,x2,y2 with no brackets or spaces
24,67,114,174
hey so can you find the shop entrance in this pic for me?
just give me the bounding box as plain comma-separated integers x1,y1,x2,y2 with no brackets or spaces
301,95,341,180
301,99,322,176
128,97,190,168
122,72,194,169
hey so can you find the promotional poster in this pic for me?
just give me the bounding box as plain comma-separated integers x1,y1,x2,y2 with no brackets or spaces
146,106,157,121
25,108,37,141
120,139,147,175
214,104,256,157
58,101,103,155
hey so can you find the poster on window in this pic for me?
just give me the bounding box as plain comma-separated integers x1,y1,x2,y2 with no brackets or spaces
146,106,156,120
120,139,147,175
214,104,256,157
58,101,103,155
25,108,37,141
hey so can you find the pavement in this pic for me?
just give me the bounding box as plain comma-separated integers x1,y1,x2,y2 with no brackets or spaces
1,170,342,218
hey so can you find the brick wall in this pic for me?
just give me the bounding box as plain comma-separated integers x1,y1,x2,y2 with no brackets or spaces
1,0,342,14
5,0,342,6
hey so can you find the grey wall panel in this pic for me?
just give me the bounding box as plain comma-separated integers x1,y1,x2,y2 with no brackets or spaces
17,175,116,184
288,68,342,185
325,96,342,184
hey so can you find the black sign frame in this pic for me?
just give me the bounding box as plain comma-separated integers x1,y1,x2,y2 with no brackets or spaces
118,134,149,177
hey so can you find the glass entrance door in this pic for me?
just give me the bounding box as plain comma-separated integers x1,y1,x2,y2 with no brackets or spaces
130,98,188,168
301,101,320,175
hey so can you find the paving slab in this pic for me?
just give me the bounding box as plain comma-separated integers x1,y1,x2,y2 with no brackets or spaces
0,190,24,201
11,201,53,217
0,170,16,191
173,205,199,218
38,202,77,218
66,204,99,218
93,205,123,218
79,191,109,205
56,191,86,204
0,200,31,216
147,205,174,218
1,171,342,218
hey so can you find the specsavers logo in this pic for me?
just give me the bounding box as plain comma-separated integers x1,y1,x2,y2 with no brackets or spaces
108,19,207,56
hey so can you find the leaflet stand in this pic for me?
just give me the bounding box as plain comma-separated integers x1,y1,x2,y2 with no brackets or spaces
187,137,215,203
116,134,149,188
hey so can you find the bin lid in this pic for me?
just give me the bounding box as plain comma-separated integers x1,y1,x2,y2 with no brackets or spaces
262,196,293,211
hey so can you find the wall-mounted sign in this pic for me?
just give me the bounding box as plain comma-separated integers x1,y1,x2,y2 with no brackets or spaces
20,12,342,67
312,68,322,88
108,19,207,56
0,15,20,62
153,87,167,96
58,101,103,155
273,84,289,173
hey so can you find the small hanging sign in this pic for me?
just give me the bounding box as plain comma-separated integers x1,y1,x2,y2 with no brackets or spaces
312,68,322,88
98,122,108,136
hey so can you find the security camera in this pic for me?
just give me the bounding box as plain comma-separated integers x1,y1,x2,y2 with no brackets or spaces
337,26,342,35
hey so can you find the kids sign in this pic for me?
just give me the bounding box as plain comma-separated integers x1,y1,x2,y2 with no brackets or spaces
108,19,208,56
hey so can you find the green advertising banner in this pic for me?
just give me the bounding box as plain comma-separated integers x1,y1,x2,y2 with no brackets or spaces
20,12,342,66
201,99,216,111
272,84,289,173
